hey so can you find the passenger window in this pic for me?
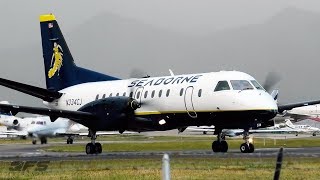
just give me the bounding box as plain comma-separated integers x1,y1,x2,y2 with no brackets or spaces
166,89,170,97
102,94,106,99
214,81,230,92
109,93,112,97
230,80,254,90
198,89,202,97
116,93,119,96
129,92,133,98
123,92,126,96
95,94,99,100
159,90,162,97
136,92,141,99
151,90,155,98
144,91,148,98
180,88,184,96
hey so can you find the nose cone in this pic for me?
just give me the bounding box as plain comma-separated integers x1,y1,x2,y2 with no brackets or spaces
238,90,278,111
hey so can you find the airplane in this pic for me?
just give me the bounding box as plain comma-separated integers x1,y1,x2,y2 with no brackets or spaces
281,104,320,122
0,110,85,144
0,14,319,154
187,119,320,138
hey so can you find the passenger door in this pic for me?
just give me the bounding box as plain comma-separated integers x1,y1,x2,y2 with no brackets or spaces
184,86,197,118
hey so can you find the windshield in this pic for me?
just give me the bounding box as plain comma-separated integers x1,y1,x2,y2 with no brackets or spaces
230,80,254,90
250,80,264,90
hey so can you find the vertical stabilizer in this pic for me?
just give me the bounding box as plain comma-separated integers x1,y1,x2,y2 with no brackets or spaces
40,14,119,91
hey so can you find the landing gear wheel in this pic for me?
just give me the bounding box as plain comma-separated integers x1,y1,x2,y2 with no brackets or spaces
220,141,228,152
40,137,47,144
67,138,74,144
95,143,102,154
212,141,220,152
86,143,96,154
240,143,254,153
212,140,228,153
248,143,254,153
32,140,37,145
240,143,249,153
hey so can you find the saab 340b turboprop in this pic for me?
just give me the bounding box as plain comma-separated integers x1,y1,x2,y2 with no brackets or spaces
0,14,319,154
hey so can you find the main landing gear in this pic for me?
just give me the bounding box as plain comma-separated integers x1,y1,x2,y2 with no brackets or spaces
211,131,228,153
32,137,47,145
67,137,74,144
85,130,102,154
239,130,254,153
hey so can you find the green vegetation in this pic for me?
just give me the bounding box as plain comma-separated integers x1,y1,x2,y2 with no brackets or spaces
0,157,320,179
42,136,320,152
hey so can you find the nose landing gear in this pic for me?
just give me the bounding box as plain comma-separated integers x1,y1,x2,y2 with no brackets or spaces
240,130,254,153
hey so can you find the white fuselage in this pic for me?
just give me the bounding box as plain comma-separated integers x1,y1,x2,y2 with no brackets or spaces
0,115,76,138
288,104,320,117
46,71,277,116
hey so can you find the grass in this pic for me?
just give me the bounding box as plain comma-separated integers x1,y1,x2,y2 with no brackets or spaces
0,157,320,179
42,136,320,152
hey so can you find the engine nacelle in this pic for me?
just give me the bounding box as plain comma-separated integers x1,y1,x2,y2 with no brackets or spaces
78,97,138,131
13,119,19,126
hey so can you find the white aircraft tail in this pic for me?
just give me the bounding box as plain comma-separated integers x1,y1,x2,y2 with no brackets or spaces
285,119,295,129
0,101,12,116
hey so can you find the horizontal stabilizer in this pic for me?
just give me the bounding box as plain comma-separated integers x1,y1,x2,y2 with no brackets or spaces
0,103,96,123
0,77,62,102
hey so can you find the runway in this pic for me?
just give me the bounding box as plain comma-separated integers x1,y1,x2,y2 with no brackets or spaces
1,143,320,161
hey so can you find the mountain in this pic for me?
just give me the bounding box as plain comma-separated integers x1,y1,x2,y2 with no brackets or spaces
1,8,320,106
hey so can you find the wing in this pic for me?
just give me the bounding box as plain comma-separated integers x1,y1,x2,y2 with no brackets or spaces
0,103,97,124
186,127,215,132
282,113,311,122
278,100,320,113
56,131,137,136
0,130,28,136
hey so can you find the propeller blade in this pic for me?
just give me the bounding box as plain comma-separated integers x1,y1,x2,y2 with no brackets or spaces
263,72,281,92
129,68,150,78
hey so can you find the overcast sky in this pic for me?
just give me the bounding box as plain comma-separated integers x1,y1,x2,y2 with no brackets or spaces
1,0,320,106
1,0,320,47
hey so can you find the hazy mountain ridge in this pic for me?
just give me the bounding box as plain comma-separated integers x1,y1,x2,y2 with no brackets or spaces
1,8,320,105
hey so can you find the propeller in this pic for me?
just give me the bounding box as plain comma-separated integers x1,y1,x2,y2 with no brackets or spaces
263,72,281,93
129,68,150,78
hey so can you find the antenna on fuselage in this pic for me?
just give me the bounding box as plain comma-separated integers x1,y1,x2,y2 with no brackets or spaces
169,69,174,76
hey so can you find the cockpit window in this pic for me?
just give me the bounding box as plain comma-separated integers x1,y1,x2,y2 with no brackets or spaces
214,81,230,91
250,80,264,90
36,121,44,125
230,80,254,90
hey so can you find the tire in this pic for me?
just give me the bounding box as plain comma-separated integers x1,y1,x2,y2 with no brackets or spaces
95,143,102,154
248,143,254,153
70,139,74,144
32,140,37,145
220,141,228,153
212,141,220,152
86,143,95,154
240,143,249,153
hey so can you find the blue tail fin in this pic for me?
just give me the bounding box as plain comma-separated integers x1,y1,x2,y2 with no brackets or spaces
40,14,120,91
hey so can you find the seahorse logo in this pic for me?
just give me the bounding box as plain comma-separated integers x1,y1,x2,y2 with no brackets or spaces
48,42,63,78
